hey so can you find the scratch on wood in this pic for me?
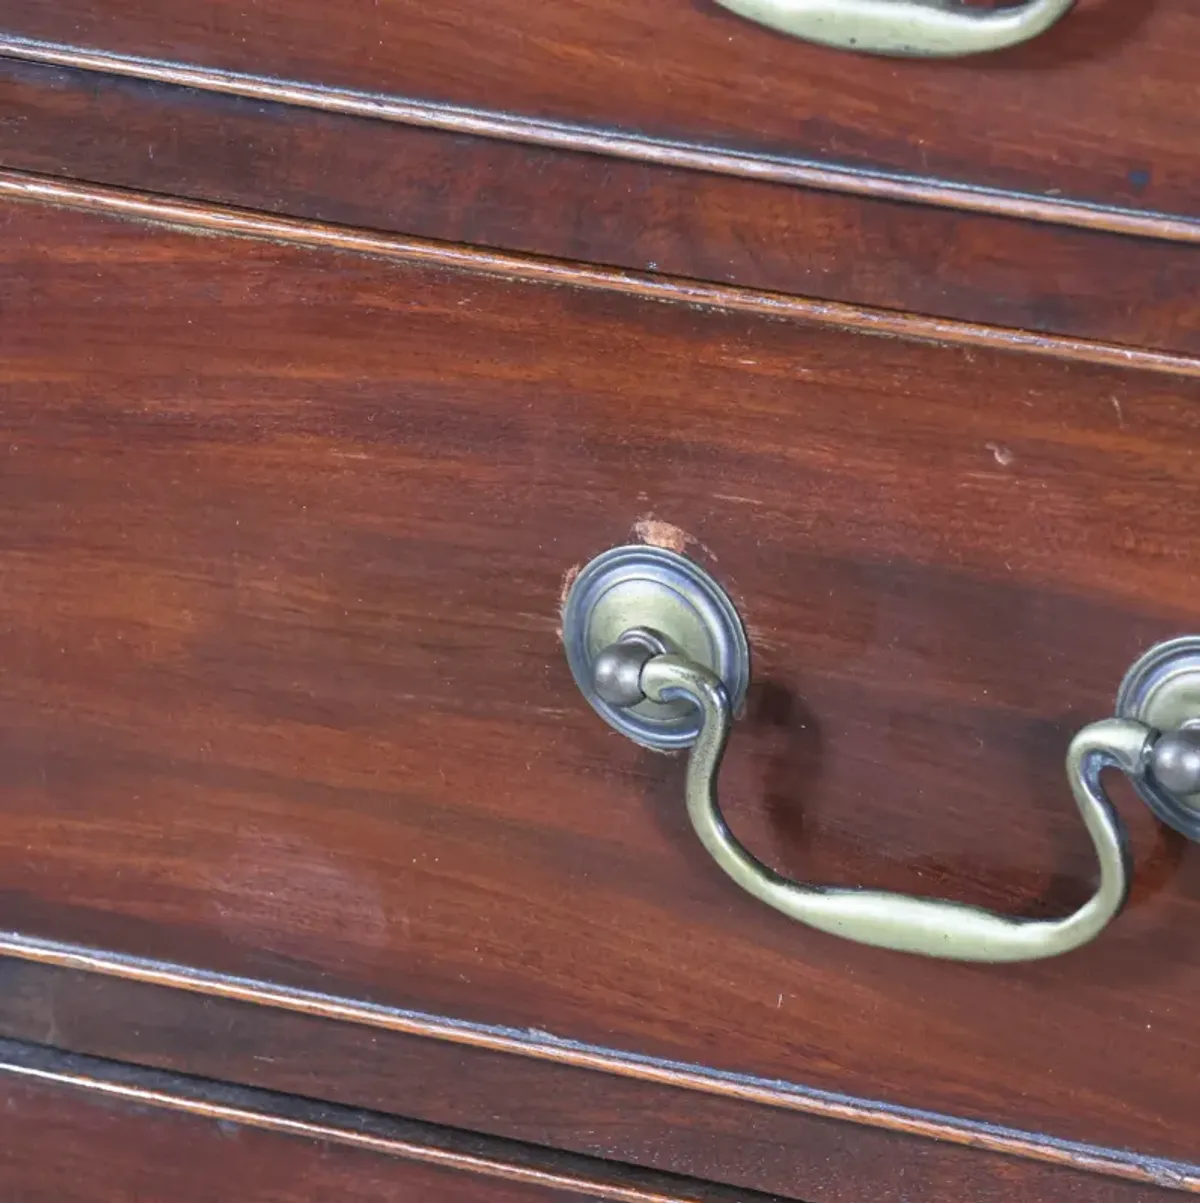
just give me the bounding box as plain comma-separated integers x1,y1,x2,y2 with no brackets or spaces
556,562,582,642
632,515,717,562
559,562,582,608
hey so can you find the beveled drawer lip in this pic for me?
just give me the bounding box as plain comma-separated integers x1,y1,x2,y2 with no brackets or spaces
0,1038,768,1203
2,166,1198,382
2,929,1195,1196
8,56,1200,358
0,32,1198,248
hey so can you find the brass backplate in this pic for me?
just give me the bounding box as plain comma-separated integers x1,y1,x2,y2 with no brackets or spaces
562,546,750,749
1116,635,1200,838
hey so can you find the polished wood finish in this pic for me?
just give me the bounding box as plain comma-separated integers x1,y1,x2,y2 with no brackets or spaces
1,59,1198,357
0,1039,775,1203
0,962,1189,1203
6,34,1200,249
1,192,1199,1186
0,2,1198,218
3,169,1197,381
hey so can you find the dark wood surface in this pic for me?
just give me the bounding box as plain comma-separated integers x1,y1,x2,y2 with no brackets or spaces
0,961,1189,1203
1,194,1199,1178
0,1038,779,1203
0,1,1198,218
1,59,1198,358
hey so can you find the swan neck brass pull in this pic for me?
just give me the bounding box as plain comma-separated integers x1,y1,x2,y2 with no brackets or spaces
564,548,1200,962
714,0,1075,58
608,646,1140,963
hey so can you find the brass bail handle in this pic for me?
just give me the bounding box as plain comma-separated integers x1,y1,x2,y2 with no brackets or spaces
714,0,1075,57
590,629,1200,963
562,547,1200,963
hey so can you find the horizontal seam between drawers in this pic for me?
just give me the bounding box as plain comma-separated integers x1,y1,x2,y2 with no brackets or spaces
2,166,1199,381
0,1051,710,1203
0,34,1198,247
0,931,1194,1193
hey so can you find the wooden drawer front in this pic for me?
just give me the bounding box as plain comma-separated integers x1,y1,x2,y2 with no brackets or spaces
0,2,1198,219
1,1074,573,1202
0,191,1198,1173
0,1040,743,1203
4,63,1200,363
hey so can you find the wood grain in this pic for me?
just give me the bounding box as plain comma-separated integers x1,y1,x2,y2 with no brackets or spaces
4,926,1196,1196
0,194,1198,1177
0,962,1190,1203
2,32,1199,250
0,1,1197,220
2,59,1199,357
2,168,1198,382
4,34,1200,251
0,1039,779,1203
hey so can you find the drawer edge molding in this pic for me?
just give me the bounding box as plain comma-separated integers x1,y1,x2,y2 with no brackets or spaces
1,167,1199,380
0,34,1198,246
0,1038,783,1203
0,1060,692,1203
0,930,1194,1193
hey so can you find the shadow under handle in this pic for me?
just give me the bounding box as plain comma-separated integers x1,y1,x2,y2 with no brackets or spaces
641,653,1144,963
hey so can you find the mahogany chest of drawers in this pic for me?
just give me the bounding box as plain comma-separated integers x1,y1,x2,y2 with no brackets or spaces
0,3,1196,1200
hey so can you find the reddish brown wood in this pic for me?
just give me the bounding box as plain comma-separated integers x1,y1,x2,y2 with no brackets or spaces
7,33,1199,250
1,60,1198,357
0,0,1197,219
0,195,1198,1183
0,962,1188,1203
3,168,1197,382
0,1039,775,1203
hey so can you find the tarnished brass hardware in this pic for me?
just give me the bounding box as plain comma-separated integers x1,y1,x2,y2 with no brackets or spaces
562,546,750,750
567,553,1200,961
599,648,1138,962
714,0,1074,58
1115,636,1200,840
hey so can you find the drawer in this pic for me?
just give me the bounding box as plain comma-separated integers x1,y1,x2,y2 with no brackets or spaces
4,61,1200,363
0,188,1198,1187
0,2,1198,219
0,1039,757,1203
